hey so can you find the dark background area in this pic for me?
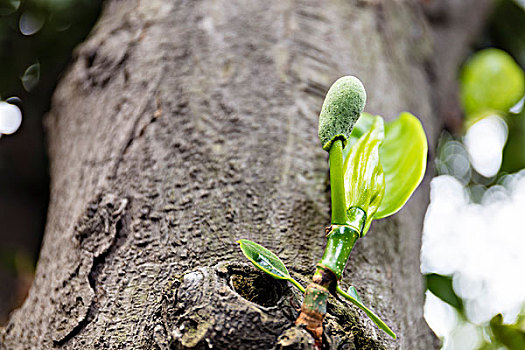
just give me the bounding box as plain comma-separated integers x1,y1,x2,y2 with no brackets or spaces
0,0,102,324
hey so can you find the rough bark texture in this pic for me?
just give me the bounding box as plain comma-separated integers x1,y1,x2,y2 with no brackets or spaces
1,0,491,349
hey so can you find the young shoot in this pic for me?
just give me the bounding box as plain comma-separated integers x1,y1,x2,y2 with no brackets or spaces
237,76,428,345
318,76,366,225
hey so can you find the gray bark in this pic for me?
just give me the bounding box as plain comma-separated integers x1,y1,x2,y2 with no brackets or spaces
1,0,491,349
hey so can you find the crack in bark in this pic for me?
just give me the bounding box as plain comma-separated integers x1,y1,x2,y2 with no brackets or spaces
52,194,129,345
109,77,165,180
52,294,95,347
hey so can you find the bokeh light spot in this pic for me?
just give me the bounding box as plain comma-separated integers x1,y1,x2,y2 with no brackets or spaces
0,101,22,135
464,116,507,177
19,11,45,36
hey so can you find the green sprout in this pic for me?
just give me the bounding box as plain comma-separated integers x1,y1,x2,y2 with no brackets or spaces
319,76,367,225
237,76,428,344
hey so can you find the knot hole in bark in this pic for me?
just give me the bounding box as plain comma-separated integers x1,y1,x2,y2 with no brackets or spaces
228,266,288,308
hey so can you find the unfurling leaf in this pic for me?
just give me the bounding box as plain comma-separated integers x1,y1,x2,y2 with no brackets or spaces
343,116,385,234
336,285,397,339
237,239,305,293
343,112,427,231
375,112,427,219
344,112,376,152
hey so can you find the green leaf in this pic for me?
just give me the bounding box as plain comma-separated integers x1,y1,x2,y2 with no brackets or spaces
346,286,362,303
490,314,525,350
343,116,385,234
460,48,524,122
375,112,427,219
237,239,305,293
476,341,500,350
336,285,396,339
342,112,427,226
425,273,464,311
344,112,377,153
238,239,289,279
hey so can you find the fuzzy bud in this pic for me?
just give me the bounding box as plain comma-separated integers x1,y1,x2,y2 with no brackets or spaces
318,76,366,151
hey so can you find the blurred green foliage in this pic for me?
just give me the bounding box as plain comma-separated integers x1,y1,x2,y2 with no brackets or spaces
426,272,525,350
486,0,525,174
502,110,525,173
425,273,464,312
489,314,525,350
489,0,525,68
460,48,524,125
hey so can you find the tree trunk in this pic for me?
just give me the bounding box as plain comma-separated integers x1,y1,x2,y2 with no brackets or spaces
0,0,491,349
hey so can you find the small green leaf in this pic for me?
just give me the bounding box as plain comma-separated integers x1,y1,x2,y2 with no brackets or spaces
346,286,362,303
460,48,524,121
343,116,385,234
375,112,427,219
336,285,396,339
237,239,305,293
238,239,290,279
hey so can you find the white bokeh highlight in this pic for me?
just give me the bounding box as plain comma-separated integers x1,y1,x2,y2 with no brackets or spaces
0,101,22,135
422,170,525,348
464,116,507,178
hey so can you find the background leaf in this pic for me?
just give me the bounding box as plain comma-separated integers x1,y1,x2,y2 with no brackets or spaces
490,314,525,350
460,48,524,123
425,273,464,311
375,112,428,219
489,0,525,69
502,110,525,173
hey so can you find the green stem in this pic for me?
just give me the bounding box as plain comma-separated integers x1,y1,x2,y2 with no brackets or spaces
317,208,364,280
318,225,360,279
288,278,306,293
329,139,347,225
